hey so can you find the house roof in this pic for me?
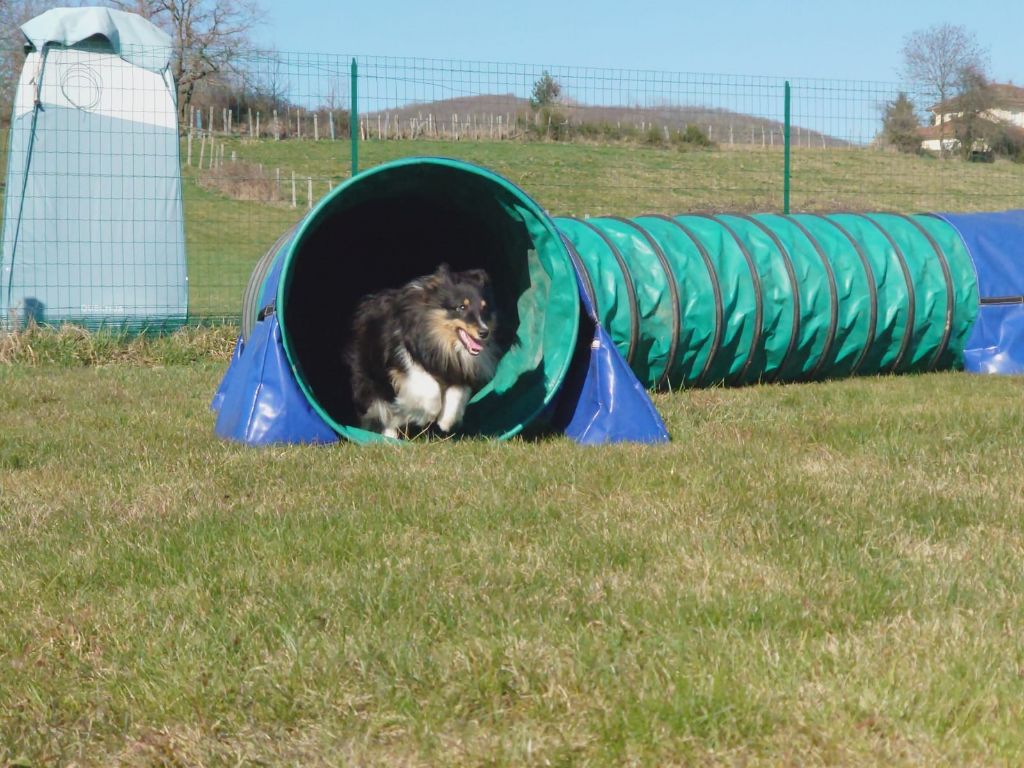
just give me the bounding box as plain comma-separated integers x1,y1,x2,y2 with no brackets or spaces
929,83,1024,114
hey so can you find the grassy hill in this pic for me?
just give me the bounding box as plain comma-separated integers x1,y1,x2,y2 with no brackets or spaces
182,136,1024,320
361,93,847,148
2,131,1022,320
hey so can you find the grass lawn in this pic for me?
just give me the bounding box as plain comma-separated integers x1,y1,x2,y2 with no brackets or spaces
2,329,1024,765
3,134,1024,764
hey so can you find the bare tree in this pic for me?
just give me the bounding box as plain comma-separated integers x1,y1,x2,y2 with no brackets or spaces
108,0,265,123
0,0,49,120
952,64,996,160
900,23,988,157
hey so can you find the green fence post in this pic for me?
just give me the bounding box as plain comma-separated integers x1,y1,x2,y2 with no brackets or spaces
350,58,359,178
783,80,791,214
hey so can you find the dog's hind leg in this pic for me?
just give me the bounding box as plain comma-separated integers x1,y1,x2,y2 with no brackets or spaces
436,385,472,433
360,399,401,438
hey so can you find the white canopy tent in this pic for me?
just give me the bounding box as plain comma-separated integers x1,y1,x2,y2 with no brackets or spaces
1,6,186,330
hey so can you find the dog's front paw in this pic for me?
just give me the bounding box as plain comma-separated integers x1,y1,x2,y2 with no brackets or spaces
436,385,471,433
435,414,459,433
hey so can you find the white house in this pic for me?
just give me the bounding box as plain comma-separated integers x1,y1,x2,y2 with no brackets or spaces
920,83,1024,153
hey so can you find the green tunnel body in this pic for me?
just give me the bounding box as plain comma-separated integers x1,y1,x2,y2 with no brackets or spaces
244,159,979,442
557,211,978,389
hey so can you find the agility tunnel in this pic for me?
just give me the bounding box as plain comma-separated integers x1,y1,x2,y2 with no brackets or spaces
212,157,1024,445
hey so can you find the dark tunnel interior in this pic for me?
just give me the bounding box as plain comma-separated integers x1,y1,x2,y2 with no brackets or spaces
279,173,528,430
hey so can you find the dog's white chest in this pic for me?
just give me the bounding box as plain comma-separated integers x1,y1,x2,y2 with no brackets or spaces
394,357,443,425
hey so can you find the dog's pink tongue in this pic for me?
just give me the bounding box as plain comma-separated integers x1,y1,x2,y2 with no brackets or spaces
458,328,483,355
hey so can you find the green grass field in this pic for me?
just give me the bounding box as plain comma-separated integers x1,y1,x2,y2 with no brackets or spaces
182,137,1024,320
4,138,1024,764
2,131,1023,321
3,329,1024,765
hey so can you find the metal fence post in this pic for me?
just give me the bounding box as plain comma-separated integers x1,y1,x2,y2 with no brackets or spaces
783,80,791,214
350,58,359,178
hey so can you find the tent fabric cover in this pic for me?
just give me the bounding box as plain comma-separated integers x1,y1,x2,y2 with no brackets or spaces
1,7,186,332
21,6,172,72
936,210,1024,374
212,318,340,445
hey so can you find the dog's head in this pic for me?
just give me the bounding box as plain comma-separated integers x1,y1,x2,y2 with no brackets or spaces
421,264,497,359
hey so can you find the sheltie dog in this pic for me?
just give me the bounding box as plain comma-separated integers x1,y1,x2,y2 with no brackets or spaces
347,264,501,438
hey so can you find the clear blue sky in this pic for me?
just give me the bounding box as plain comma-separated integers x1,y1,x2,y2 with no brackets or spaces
255,0,1023,85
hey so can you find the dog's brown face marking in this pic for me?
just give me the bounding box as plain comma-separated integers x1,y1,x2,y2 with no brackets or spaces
419,264,497,359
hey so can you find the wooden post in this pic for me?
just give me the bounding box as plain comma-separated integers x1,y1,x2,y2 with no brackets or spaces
248,108,253,138
314,113,319,141
256,112,260,138
275,167,281,200
273,109,279,140
330,111,336,141
209,106,214,136
297,109,302,139
307,176,313,210
186,131,193,166
231,150,237,163
198,134,206,168
291,171,297,208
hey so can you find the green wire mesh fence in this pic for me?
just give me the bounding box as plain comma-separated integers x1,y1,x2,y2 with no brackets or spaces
1,47,1022,326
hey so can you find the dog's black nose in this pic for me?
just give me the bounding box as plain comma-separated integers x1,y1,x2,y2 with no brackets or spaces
478,328,490,340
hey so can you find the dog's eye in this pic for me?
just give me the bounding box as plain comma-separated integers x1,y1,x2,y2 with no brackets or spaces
455,305,466,313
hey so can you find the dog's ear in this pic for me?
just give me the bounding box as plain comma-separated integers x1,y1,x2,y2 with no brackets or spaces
459,268,490,288
416,263,451,292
